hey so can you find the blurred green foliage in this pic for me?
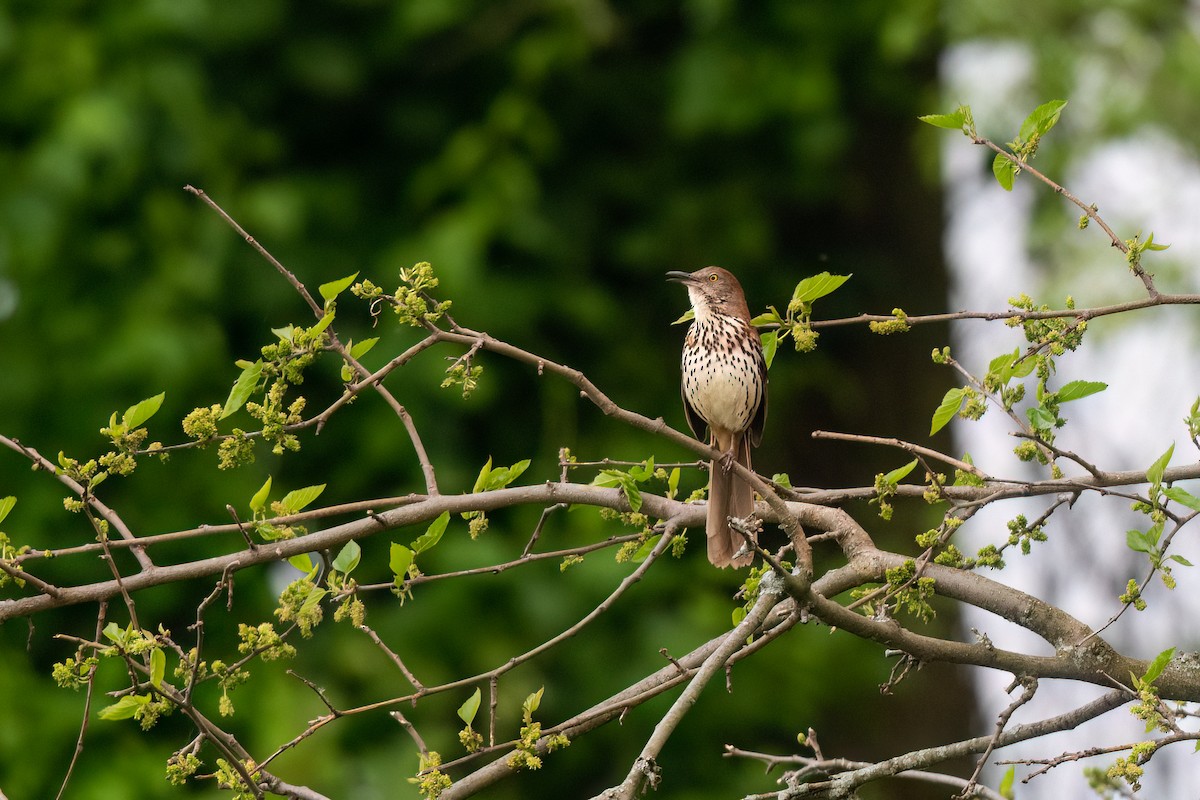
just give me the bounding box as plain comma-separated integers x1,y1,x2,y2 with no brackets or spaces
0,1,971,798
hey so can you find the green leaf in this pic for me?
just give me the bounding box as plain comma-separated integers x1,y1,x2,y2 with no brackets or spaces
1010,355,1036,379
1126,529,1154,555
412,511,450,554
288,553,314,573
522,686,544,718
672,309,695,325
624,478,643,513
349,337,380,359
1170,554,1194,567
331,541,361,574
272,324,296,342
472,457,494,493
484,459,530,491
150,648,165,688
279,484,326,514
628,457,655,483
221,360,263,420
750,308,782,327
1147,444,1174,487
319,271,360,303
1056,380,1107,403
300,586,327,616
590,471,619,488
792,272,852,304
930,388,966,435
987,349,1019,381
249,476,273,513
630,535,660,563
992,152,1017,191
918,110,967,130
309,311,335,337
390,543,413,584
123,392,166,430
761,330,779,370
998,765,1015,799
99,694,149,721
1143,647,1175,684
1019,99,1067,141
102,622,125,644
1026,407,1056,431
0,495,15,524
458,687,482,726
731,606,747,627
1144,231,1170,251
667,467,680,498
592,470,643,512
883,459,919,486
1164,486,1200,512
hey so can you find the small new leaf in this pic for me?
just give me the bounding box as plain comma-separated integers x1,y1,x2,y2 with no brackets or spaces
309,311,335,338
99,694,149,721
992,152,1017,191
123,392,166,430
0,495,15,524
1126,528,1154,555
390,543,413,584
1163,486,1200,512
1147,444,1175,488
1144,232,1170,251
761,330,779,370
412,511,450,554
792,272,852,304
150,648,166,688
918,109,967,130
750,309,782,327
522,686,544,719
222,360,264,420
250,476,273,513
458,688,482,726
472,457,494,493
1143,647,1175,685
319,271,360,303
998,765,1016,799
279,484,326,514
349,337,380,360
288,553,314,573
883,459,919,486
331,540,361,574
1056,380,1107,403
1026,406,1057,431
1019,99,1068,141
930,388,966,435
482,459,531,491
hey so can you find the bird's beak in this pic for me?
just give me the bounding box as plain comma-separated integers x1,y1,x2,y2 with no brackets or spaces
665,270,697,284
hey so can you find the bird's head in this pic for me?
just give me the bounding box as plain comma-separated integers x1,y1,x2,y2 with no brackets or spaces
666,266,749,318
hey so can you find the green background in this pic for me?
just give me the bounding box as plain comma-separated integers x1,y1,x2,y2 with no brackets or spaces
0,1,1046,797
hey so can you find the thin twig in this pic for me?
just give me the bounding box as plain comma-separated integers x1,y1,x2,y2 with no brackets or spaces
54,601,107,800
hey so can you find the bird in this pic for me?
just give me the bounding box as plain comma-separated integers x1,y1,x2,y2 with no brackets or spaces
666,267,767,568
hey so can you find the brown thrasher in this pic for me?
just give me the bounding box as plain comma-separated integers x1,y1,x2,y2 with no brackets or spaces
667,267,767,568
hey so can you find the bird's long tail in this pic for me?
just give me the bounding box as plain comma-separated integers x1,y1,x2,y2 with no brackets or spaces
706,435,756,568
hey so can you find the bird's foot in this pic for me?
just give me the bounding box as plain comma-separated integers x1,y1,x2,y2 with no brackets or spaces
718,449,737,473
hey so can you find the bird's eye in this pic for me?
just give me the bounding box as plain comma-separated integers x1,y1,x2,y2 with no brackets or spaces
708,273,718,282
